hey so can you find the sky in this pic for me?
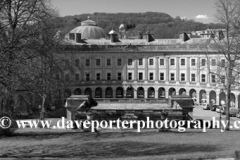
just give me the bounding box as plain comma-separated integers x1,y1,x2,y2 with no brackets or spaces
50,0,217,24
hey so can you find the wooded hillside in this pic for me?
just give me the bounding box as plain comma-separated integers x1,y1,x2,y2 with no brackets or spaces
56,12,224,39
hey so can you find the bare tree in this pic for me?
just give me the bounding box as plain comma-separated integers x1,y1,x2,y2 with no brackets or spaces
0,0,63,116
208,0,240,130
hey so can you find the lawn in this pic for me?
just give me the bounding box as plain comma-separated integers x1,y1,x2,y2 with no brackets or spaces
0,128,238,160
0,106,238,159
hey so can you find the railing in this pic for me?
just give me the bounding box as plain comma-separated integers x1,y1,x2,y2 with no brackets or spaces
95,98,168,103
61,44,218,52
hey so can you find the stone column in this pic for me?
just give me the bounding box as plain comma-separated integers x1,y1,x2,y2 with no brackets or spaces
91,57,95,80
102,90,105,98
176,90,179,96
102,57,105,80
206,92,209,104
155,57,159,81
207,58,210,86
144,57,148,81
134,89,137,99
217,57,221,83
166,57,169,83
144,89,148,99
197,57,200,84
155,90,158,99
216,90,220,105
196,92,200,103
123,89,127,98
113,89,116,98
134,57,138,81
186,57,190,84
176,57,180,83
81,57,85,81
165,90,169,99
122,57,127,81
112,57,116,80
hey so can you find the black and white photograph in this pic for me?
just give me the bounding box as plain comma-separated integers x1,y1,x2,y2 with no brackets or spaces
1,0,240,159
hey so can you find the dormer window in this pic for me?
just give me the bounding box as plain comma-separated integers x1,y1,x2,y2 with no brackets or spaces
69,33,75,40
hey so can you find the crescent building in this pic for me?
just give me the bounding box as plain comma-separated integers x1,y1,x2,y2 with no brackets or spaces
58,17,239,109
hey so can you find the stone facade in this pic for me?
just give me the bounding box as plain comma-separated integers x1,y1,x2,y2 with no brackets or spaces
59,44,240,109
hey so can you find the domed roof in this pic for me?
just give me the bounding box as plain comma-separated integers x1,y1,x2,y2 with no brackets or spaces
81,16,97,26
69,25,106,39
67,17,106,40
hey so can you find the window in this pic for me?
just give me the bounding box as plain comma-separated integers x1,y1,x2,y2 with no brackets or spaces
191,74,195,82
96,59,101,66
128,59,132,65
160,73,164,80
75,59,79,66
139,59,143,66
107,59,111,66
160,59,164,66
117,59,121,66
86,59,90,66
96,73,101,80
201,59,206,66
170,59,175,65
149,59,154,65
75,74,79,81
65,74,69,81
221,59,225,67
211,75,216,83
211,59,216,66
128,73,132,80
107,73,111,80
86,73,90,81
139,72,143,80
117,73,121,80
69,33,75,40
201,74,206,82
181,59,185,66
170,73,175,81
191,59,196,66
149,73,154,80
181,73,185,81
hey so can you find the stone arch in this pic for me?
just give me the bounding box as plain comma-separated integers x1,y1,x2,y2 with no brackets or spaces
189,89,197,102
169,88,176,96
95,87,102,98
137,87,144,98
179,88,186,95
148,87,155,98
230,93,236,107
105,87,113,98
199,90,207,103
74,88,82,95
219,91,226,105
85,88,92,97
116,87,124,98
209,90,216,104
126,87,134,98
158,87,165,98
